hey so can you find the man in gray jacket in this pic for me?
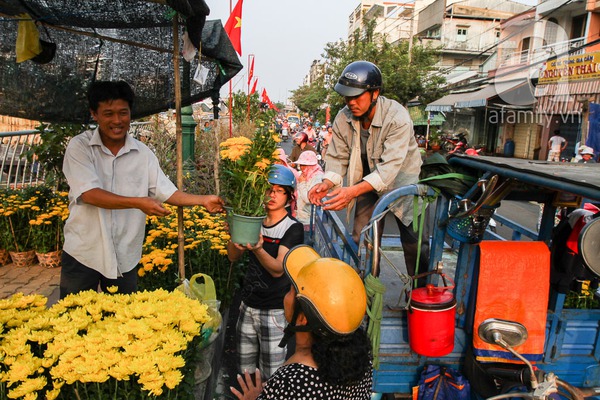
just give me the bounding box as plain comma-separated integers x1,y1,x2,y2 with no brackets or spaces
308,61,428,280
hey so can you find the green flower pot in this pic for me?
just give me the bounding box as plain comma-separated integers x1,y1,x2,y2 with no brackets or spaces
229,213,264,246
224,206,234,225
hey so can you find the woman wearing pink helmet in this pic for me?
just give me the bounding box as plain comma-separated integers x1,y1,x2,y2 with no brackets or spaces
289,132,317,167
295,151,324,226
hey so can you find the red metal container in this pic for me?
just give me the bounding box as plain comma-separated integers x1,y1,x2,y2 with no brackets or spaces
408,283,456,357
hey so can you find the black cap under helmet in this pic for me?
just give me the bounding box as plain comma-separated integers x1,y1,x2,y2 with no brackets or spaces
334,61,382,97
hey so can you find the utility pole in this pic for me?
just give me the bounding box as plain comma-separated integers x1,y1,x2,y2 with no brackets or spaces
580,98,590,147
408,4,415,63
228,0,233,137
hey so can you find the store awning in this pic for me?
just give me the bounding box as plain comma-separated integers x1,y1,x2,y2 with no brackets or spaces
454,80,532,108
426,81,535,111
454,85,499,108
425,92,467,112
535,80,600,114
444,70,479,86
408,106,446,126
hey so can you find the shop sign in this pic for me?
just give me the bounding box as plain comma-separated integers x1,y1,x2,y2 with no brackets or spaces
539,51,600,84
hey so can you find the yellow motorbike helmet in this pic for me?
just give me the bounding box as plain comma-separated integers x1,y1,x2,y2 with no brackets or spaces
282,245,367,338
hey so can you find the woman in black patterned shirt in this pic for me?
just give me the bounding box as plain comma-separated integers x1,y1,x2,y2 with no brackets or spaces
231,245,373,400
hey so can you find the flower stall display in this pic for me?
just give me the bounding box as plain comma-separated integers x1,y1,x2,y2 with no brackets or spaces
219,126,280,244
0,289,216,399
565,280,600,309
137,204,243,308
0,187,39,267
0,187,69,268
28,190,69,268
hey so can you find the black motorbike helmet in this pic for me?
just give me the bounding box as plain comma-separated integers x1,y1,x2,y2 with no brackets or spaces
334,61,382,97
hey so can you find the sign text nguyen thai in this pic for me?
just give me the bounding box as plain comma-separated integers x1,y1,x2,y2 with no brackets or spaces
539,52,600,84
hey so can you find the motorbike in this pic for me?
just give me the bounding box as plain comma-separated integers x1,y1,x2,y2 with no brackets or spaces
314,136,326,168
474,318,600,399
281,128,289,142
449,144,485,156
442,133,468,153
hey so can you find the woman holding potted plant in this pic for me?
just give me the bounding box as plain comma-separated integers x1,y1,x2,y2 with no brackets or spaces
227,165,304,379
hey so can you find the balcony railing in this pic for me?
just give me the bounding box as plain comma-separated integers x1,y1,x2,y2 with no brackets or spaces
420,37,498,53
499,37,585,67
0,130,44,189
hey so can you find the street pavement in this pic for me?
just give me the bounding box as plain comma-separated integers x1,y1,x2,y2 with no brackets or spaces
0,258,61,306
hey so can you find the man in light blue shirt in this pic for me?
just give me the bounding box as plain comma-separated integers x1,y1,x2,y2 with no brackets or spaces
61,81,224,298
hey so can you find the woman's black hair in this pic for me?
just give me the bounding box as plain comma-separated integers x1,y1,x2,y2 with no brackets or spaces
312,327,373,386
87,81,135,112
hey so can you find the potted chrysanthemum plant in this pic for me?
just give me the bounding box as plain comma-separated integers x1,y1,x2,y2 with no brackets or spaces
219,125,280,245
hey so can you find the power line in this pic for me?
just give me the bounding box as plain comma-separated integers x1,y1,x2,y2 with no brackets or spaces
431,0,575,77
351,0,564,80
439,35,600,94
360,0,534,45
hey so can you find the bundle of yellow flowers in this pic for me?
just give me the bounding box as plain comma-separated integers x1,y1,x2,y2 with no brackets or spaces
0,186,69,254
28,189,69,254
565,280,600,309
0,187,39,252
219,125,281,217
0,289,214,399
137,204,242,306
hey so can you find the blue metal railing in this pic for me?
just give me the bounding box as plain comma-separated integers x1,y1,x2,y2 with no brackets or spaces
311,188,539,274
311,207,360,268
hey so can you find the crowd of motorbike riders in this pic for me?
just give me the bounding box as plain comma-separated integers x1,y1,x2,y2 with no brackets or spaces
273,113,478,165
273,116,333,167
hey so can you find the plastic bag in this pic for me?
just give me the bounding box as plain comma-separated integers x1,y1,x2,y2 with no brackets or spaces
413,365,471,400
177,273,217,302
182,31,197,62
176,273,222,344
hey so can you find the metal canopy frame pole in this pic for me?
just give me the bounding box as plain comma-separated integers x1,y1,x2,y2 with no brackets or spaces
173,16,186,282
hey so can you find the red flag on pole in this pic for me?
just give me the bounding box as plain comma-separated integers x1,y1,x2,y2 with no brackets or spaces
247,55,254,85
261,88,279,111
250,77,258,95
261,88,270,104
224,0,243,56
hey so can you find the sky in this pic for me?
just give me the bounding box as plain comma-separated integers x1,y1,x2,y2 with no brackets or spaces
208,0,357,103
207,0,537,104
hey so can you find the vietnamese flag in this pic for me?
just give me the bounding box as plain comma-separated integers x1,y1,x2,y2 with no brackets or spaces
261,88,279,111
247,54,255,85
250,77,258,95
261,88,270,104
224,0,243,56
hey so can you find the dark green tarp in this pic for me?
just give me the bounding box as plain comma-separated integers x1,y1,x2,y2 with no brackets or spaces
0,1,242,123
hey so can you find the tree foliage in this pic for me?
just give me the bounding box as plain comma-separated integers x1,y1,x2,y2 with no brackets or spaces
291,20,446,119
290,78,328,121
25,123,86,190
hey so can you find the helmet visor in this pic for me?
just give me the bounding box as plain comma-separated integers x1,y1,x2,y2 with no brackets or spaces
334,82,366,97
